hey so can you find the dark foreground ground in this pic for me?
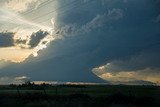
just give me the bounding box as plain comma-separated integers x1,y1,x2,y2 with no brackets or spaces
0,84,160,107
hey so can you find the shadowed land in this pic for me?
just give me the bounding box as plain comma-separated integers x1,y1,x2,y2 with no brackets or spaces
0,83,160,107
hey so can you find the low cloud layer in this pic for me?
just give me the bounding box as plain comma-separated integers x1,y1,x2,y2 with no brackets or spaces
92,50,160,84
93,66,160,85
0,76,29,84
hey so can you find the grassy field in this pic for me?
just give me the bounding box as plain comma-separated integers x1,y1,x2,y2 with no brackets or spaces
0,84,160,107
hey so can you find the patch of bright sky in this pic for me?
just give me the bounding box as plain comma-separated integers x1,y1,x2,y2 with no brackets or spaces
0,0,58,63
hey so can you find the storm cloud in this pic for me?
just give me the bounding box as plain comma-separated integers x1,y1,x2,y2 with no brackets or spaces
0,0,160,84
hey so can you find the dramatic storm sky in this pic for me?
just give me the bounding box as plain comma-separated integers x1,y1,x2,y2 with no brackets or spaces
0,0,160,85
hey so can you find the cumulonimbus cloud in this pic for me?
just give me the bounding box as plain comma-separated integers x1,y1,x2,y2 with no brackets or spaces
0,7,123,63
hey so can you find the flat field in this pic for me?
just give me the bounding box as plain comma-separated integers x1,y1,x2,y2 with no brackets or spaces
0,84,159,107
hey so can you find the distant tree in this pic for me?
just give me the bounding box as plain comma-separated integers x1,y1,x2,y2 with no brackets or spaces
32,82,35,85
24,80,32,86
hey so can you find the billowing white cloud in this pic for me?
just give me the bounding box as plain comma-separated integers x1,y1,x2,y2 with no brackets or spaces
15,76,30,83
55,8,124,38
82,8,123,32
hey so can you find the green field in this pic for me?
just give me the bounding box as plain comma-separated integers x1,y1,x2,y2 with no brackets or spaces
0,84,160,107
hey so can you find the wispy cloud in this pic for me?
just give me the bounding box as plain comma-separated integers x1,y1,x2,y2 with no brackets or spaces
0,6,55,63
4,0,43,13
